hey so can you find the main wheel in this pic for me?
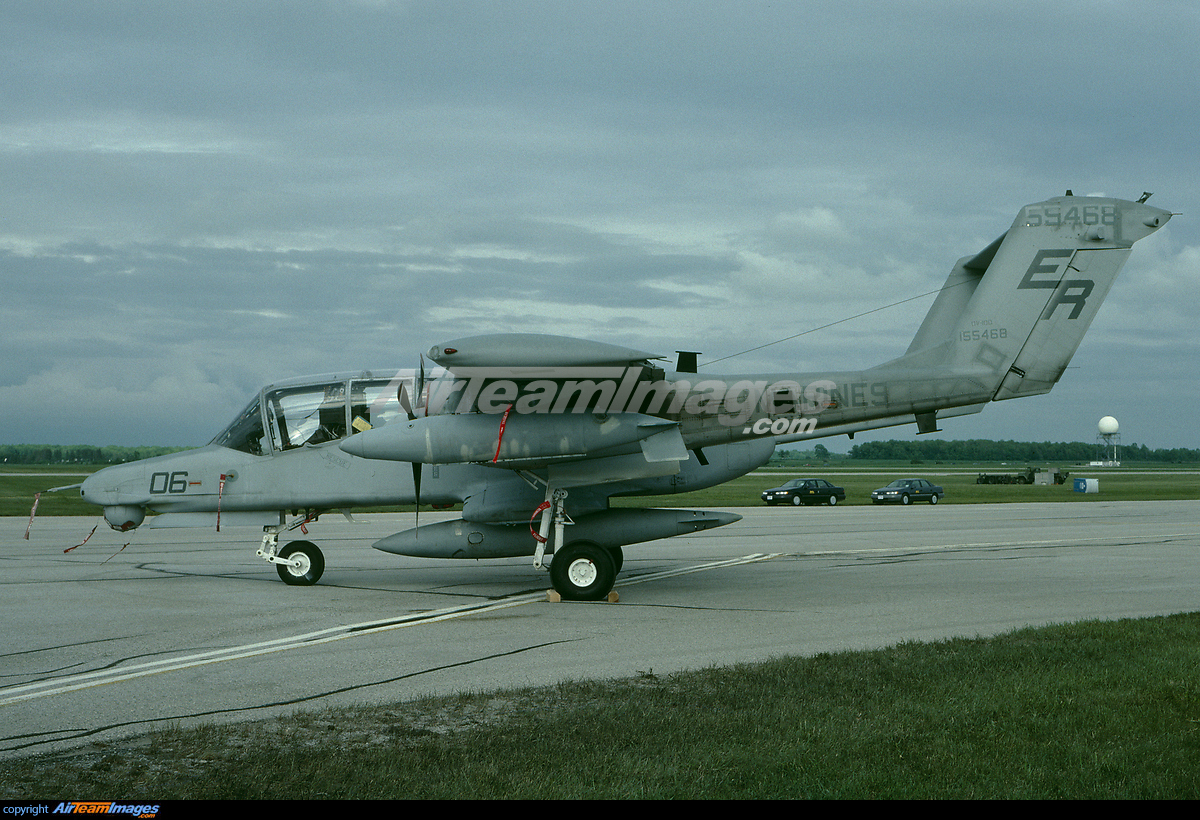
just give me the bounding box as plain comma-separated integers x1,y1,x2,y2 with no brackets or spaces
607,545,624,575
550,541,616,601
276,540,325,586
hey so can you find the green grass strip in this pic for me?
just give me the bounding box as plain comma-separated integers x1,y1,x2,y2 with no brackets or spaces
4,613,1198,799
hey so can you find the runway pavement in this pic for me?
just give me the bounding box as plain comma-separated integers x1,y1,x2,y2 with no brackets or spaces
3,500,1198,758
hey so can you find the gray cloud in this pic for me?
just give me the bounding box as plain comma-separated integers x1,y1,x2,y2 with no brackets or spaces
3,1,1197,449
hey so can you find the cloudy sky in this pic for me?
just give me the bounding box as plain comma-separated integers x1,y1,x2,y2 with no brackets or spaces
3,1,1198,450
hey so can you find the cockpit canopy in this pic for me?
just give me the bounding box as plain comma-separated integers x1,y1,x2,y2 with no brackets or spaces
208,360,676,456
210,371,419,456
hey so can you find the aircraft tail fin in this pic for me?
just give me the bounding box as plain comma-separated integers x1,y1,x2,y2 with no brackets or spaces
879,194,1171,400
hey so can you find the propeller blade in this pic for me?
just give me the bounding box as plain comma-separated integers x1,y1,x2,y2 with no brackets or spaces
397,381,416,421
397,374,422,533
417,353,426,416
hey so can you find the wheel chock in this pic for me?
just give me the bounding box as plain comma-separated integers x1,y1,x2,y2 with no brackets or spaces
545,589,620,603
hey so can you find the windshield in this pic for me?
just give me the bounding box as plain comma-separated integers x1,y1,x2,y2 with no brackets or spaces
209,397,269,455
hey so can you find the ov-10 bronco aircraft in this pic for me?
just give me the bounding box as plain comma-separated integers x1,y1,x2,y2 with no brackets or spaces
75,193,1171,600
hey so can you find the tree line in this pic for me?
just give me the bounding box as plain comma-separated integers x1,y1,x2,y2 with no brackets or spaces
0,444,190,465
845,439,1200,463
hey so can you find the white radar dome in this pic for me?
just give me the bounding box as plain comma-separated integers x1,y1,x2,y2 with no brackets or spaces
1098,416,1119,435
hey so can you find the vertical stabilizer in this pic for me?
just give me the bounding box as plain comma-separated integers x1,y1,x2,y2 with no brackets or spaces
881,195,1170,400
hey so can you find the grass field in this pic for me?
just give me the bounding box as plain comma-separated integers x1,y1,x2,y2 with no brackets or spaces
3,614,1198,799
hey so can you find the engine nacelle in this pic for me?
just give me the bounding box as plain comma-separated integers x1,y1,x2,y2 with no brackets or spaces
340,411,681,465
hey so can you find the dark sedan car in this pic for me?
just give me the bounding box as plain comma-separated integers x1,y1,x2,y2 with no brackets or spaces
761,478,846,506
870,478,944,505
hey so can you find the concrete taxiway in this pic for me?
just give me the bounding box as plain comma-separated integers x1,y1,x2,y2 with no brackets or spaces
3,501,1198,758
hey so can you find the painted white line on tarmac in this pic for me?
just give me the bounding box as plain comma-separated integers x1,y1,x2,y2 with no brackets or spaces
1,554,783,705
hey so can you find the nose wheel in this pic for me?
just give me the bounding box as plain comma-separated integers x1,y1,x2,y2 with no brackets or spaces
275,540,325,585
258,514,328,586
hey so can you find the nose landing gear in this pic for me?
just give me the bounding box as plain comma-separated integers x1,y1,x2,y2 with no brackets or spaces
258,513,326,586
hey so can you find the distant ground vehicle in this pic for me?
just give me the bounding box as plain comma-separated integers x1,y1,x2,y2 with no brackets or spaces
761,478,846,507
871,478,944,505
977,467,1037,484
976,467,1070,485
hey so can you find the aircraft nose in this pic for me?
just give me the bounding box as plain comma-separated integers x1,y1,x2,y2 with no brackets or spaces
81,464,151,531
79,470,113,506
80,462,145,507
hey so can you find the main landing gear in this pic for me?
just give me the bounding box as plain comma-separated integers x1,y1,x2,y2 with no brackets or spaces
258,514,326,586
532,488,622,602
